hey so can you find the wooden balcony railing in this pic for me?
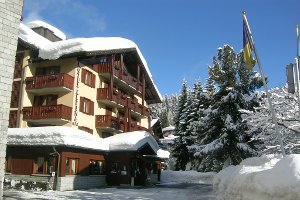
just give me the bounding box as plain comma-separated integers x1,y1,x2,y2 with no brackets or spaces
23,104,72,121
94,64,141,93
97,88,132,108
95,115,125,131
26,73,74,91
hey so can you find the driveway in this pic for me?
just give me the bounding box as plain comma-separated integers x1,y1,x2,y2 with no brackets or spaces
4,183,216,200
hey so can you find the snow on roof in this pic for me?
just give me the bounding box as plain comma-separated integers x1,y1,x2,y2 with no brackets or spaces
151,118,160,127
157,149,170,159
162,126,175,132
214,154,300,200
8,128,159,153
104,131,159,152
8,126,109,151
18,22,162,102
19,23,52,49
26,20,67,40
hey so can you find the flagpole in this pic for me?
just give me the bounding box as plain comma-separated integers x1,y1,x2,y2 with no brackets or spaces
296,25,300,117
242,11,286,157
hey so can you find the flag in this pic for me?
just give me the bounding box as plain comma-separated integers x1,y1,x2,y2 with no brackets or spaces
243,21,255,69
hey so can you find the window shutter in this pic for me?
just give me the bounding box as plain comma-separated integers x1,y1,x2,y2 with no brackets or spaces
79,97,84,112
90,100,94,115
81,68,86,84
91,73,96,88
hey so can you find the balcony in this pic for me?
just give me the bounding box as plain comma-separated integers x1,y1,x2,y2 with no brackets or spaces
26,73,74,94
22,104,72,125
95,115,125,132
95,64,142,94
97,88,127,108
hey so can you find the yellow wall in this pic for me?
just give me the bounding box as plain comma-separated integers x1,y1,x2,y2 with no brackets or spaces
18,55,151,134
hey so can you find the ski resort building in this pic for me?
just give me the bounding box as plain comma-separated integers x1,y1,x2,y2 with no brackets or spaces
5,21,163,191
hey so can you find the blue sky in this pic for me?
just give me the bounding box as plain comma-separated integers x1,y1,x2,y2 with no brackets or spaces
23,0,300,96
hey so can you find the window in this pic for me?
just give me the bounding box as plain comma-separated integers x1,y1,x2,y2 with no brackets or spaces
110,162,120,174
80,97,94,115
65,158,79,175
81,68,95,88
33,157,47,174
36,66,60,75
34,95,58,106
89,160,105,175
5,156,12,173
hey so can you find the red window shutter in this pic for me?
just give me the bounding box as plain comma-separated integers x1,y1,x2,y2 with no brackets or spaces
91,73,95,88
90,100,94,115
81,68,86,84
79,97,84,112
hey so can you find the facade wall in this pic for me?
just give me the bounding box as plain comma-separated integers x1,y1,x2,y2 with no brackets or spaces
0,0,23,198
56,175,106,191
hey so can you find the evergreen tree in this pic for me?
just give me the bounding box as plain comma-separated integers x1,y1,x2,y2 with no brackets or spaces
192,45,263,172
173,80,190,170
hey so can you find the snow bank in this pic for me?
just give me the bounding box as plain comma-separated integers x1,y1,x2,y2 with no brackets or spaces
26,20,66,40
8,126,108,151
161,170,216,185
213,154,300,200
104,131,159,152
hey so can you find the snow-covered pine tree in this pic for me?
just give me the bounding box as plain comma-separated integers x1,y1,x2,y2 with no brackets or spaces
188,78,215,170
191,45,263,172
150,95,179,128
173,80,190,170
243,85,300,154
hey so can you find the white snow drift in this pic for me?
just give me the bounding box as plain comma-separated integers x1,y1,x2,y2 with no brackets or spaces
213,154,300,200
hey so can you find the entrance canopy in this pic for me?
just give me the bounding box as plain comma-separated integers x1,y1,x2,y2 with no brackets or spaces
104,131,159,153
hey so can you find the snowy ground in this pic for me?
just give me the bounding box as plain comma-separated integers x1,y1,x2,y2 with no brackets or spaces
3,170,216,200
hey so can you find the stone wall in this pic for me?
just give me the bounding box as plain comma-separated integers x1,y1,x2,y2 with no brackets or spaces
56,175,106,191
0,0,23,199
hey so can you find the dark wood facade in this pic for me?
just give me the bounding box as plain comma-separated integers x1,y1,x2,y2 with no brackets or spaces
106,144,160,186
6,146,105,177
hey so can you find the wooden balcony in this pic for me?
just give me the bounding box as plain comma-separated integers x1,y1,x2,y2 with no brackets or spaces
22,104,72,125
95,115,125,132
94,64,142,94
26,73,74,94
97,88,127,108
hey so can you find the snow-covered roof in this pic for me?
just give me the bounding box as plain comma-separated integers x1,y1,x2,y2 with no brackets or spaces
18,22,162,102
7,126,109,151
104,131,159,152
151,118,160,127
26,20,66,40
7,128,159,154
162,126,175,132
157,149,170,159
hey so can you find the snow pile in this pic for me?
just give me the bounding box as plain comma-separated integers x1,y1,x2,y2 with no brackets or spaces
8,126,109,151
157,149,170,159
26,20,66,40
213,154,300,200
104,131,159,152
161,170,216,185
